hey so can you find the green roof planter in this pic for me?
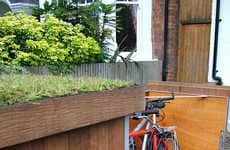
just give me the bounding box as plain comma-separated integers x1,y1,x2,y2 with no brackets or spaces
0,74,144,148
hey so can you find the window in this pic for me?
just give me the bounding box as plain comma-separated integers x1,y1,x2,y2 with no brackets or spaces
116,0,138,5
77,0,94,6
116,3,137,52
115,0,153,60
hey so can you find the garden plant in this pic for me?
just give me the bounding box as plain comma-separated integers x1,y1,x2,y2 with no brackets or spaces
0,12,100,73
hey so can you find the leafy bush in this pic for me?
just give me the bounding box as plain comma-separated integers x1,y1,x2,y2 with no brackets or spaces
0,12,100,70
0,65,28,74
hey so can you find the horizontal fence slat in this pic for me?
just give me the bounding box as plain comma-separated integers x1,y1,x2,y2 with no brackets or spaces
25,61,162,84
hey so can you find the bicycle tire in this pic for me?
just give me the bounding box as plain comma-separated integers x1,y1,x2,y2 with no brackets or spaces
157,139,166,150
161,132,180,150
171,132,180,150
146,133,153,150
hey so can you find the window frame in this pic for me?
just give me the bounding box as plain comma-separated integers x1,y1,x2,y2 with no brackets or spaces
77,0,94,6
115,0,139,5
115,0,153,61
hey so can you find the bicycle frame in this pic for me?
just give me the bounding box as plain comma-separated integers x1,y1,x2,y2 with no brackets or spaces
129,114,179,150
129,93,178,150
129,113,161,150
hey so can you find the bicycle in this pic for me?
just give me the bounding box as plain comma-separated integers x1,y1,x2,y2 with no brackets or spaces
129,92,180,150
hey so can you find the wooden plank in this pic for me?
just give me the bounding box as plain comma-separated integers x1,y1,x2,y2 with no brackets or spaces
180,0,212,21
177,0,212,83
69,117,124,150
147,81,230,97
145,81,230,149
0,86,144,149
26,61,162,84
89,121,109,150
3,118,125,150
44,133,68,150
177,24,211,83
69,127,90,150
107,117,124,150
148,92,227,150
3,140,45,150
181,18,211,25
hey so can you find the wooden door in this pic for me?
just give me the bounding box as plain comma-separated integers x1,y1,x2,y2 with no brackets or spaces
177,0,212,83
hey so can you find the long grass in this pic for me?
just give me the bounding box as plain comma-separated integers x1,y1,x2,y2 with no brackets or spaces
0,74,134,106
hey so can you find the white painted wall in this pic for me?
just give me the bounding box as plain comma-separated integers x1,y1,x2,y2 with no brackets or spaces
39,0,51,8
208,0,230,86
216,0,230,86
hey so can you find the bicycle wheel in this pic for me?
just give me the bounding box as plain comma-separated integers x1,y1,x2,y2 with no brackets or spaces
157,138,167,150
169,131,180,150
146,133,153,150
162,132,180,150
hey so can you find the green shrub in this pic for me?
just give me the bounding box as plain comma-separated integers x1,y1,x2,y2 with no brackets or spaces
0,12,100,70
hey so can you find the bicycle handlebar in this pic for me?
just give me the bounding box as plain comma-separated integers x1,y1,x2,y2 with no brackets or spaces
132,109,159,119
146,91,174,103
145,92,174,110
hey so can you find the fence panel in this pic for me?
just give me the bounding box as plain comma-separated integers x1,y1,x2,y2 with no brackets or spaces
25,61,162,84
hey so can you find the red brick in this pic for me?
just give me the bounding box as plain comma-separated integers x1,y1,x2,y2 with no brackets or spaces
152,0,179,81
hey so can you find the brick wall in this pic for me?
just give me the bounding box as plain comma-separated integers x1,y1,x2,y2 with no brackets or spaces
152,0,179,81
166,0,179,81
152,0,166,60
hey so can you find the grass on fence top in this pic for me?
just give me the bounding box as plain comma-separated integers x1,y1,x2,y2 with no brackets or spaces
0,74,134,106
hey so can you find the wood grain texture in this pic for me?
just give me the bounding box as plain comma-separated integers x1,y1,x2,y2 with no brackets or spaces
177,0,212,83
147,81,230,97
177,24,211,83
145,81,229,150
3,118,125,150
180,0,212,22
26,61,162,84
44,133,68,150
0,86,144,149
149,92,227,150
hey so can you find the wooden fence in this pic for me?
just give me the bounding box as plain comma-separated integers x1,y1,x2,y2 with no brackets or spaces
25,61,162,84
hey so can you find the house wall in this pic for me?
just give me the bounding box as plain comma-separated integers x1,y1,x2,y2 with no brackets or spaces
153,0,230,85
39,0,51,8
152,0,178,81
10,3,37,14
152,0,165,60
0,0,11,16
208,0,230,86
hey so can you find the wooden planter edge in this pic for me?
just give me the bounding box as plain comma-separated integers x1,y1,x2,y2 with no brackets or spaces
147,81,230,97
0,86,144,149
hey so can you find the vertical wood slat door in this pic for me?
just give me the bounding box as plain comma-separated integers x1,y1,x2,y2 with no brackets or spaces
2,118,124,150
177,0,212,83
